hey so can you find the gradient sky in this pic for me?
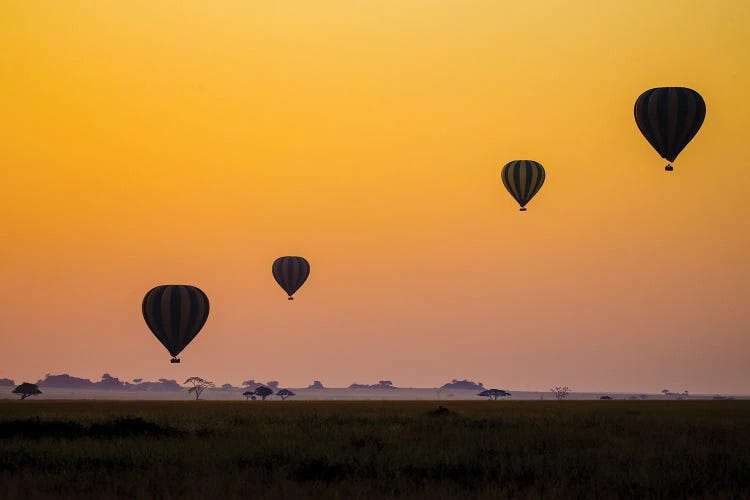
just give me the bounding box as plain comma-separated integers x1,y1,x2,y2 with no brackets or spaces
1,1,748,393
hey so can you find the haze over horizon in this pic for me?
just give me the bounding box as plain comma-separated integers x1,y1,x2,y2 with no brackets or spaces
1,1,748,394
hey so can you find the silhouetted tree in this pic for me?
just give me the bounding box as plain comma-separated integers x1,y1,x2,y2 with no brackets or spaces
276,389,296,400
600,395,613,400
133,378,143,384
661,389,670,396
185,377,214,400
478,389,511,400
242,391,256,401
254,386,273,400
13,382,41,400
550,386,570,400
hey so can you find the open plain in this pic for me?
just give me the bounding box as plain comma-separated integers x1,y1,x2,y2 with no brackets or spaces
1,400,749,499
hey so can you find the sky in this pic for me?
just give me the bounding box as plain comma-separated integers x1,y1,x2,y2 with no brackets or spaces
1,1,748,393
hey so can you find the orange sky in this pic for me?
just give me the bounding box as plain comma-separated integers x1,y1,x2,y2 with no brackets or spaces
1,1,748,393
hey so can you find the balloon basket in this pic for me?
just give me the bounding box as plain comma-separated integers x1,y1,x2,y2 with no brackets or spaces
288,297,294,301
520,207,527,212
665,164,673,171
170,358,180,364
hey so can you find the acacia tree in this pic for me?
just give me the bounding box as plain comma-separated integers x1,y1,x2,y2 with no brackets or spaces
550,386,570,400
13,382,42,400
478,389,511,400
254,386,273,400
276,389,296,400
185,377,214,400
242,391,256,400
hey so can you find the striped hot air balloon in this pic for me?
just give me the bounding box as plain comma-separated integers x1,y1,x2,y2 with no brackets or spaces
500,160,546,211
634,87,706,171
142,285,210,363
272,256,310,300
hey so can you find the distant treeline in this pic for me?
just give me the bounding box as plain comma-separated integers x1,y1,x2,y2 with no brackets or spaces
3,374,489,392
36,374,182,392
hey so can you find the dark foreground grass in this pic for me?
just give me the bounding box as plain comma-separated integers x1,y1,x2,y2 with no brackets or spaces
1,401,749,499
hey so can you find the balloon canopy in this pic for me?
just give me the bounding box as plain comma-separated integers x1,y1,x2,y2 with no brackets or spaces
142,285,210,363
500,160,546,211
634,87,706,171
272,256,310,300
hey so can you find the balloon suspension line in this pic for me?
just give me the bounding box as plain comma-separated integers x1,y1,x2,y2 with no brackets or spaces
665,164,674,171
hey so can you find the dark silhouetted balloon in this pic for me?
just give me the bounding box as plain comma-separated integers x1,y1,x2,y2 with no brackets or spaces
273,256,310,300
634,87,706,171
142,285,210,363
500,160,546,211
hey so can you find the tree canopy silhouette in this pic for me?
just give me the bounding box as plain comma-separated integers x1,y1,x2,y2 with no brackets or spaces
550,386,570,400
254,386,273,400
185,377,214,400
478,389,511,400
276,389,296,400
13,382,42,400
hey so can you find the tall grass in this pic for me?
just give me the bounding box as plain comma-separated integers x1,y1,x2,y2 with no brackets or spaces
1,401,749,498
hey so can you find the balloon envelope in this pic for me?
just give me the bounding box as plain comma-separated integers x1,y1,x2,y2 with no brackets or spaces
634,87,706,169
272,256,310,300
500,160,546,211
142,285,210,362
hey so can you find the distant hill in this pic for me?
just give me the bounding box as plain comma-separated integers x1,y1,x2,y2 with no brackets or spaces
0,378,15,387
38,374,104,390
440,379,485,391
217,384,240,392
129,379,182,391
37,373,182,392
307,380,326,389
348,380,398,390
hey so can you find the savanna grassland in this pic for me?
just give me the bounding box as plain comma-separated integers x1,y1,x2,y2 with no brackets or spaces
1,401,749,499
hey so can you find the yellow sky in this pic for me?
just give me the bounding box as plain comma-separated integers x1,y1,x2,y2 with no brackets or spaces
1,1,749,392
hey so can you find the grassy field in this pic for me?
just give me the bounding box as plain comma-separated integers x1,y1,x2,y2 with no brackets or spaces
1,401,749,499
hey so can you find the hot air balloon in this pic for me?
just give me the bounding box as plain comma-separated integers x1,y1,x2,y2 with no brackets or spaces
634,87,706,171
142,285,210,363
272,256,310,300
500,160,546,211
